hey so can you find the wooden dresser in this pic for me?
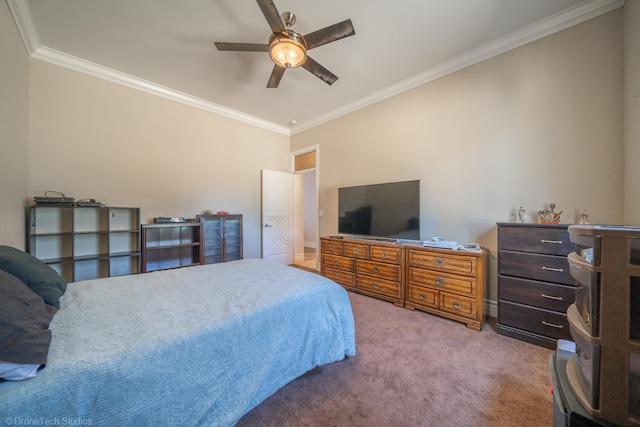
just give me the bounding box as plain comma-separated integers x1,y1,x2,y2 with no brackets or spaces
320,237,486,330
405,245,485,331
320,237,405,307
497,223,576,348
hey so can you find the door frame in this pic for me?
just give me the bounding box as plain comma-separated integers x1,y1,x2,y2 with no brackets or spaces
290,145,319,270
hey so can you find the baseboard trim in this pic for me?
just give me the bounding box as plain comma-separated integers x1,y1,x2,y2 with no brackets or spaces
485,299,497,318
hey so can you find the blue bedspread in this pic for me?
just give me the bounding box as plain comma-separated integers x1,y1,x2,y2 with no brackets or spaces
0,259,356,426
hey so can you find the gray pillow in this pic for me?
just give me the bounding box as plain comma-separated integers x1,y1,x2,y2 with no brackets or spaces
0,246,67,308
0,269,57,366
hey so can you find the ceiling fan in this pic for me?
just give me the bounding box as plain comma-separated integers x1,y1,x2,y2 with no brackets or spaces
214,0,355,88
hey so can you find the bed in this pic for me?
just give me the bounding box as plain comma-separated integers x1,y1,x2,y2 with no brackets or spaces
0,248,356,426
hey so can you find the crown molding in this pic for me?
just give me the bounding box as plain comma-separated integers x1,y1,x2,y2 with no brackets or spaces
31,46,290,135
6,0,40,54
7,0,624,137
6,0,290,136
291,0,625,135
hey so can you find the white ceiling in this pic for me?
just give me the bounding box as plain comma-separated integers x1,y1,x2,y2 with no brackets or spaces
8,0,624,134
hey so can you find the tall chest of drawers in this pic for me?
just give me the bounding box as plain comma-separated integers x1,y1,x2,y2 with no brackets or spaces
497,223,576,349
405,246,485,331
320,237,405,307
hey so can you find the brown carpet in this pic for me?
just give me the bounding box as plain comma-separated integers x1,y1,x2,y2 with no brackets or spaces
237,291,554,427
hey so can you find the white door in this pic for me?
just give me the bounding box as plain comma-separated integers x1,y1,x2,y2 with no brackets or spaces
261,169,294,264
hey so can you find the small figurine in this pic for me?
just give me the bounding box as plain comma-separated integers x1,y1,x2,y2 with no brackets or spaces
517,206,526,223
578,209,591,225
538,203,562,224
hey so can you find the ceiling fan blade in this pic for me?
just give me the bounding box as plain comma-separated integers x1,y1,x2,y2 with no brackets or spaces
214,42,269,52
302,56,338,85
257,0,285,31
304,19,355,50
267,65,286,88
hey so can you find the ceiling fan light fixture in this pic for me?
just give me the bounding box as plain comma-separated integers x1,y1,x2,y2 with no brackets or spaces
269,31,307,68
214,2,355,88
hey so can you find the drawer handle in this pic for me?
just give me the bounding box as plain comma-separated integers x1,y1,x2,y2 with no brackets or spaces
542,266,564,273
381,251,387,258
541,239,563,244
541,294,563,301
353,248,358,254
373,267,380,273
373,283,380,290
334,260,339,266
542,321,564,329
452,301,461,310
419,293,426,301
334,274,340,280
435,258,444,267
435,278,444,286
329,244,334,251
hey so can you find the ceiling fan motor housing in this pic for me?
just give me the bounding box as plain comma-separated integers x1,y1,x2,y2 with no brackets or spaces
281,11,296,28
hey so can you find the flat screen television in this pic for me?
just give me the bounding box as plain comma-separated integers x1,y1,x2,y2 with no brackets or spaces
338,180,420,241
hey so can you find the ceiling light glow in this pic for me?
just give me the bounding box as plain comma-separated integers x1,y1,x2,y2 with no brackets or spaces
269,30,307,68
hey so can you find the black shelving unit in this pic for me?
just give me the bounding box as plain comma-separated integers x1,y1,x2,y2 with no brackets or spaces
27,205,141,282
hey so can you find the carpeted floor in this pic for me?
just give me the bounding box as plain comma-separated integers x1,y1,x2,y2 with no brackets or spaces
237,291,554,427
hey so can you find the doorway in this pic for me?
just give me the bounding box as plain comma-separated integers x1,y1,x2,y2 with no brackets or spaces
291,146,319,271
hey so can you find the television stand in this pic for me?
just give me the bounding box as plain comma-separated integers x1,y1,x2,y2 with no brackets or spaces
320,236,486,331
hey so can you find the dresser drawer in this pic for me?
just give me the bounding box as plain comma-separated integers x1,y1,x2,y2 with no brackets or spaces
408,267,474,296
343,242,369,259
357,275,401,298
322,266,355,287
322,254,354,271
498,226,573,256
499,275,574,312
407,284,438,308
321,240,344,256
408,250,476,276
370,246,402,264
356,259,401,281
499,251,574,285
440,292,476,319
498,301,571,340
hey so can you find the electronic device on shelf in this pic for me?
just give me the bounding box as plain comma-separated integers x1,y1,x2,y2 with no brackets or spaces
423,236,458,249
154,217,186,223
33,196,75,206
75,198,103,207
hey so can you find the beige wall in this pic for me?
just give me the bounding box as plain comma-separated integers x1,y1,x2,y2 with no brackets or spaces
26,61,290,258
291,10,625,308
624,1,640,225
0,1,29,248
